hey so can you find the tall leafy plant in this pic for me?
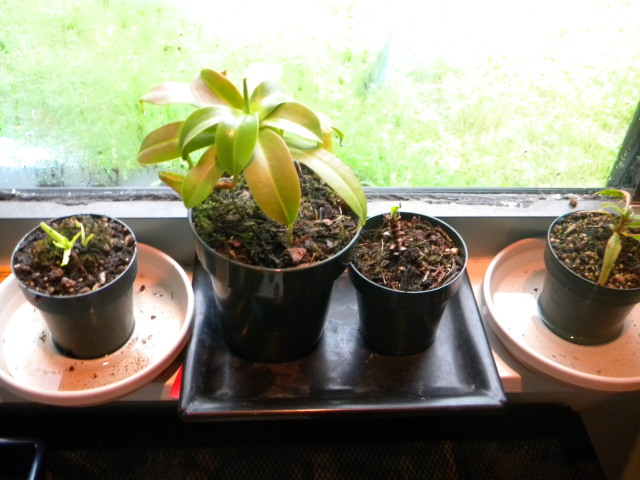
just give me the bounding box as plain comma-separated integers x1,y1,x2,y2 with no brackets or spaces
138,65,367,239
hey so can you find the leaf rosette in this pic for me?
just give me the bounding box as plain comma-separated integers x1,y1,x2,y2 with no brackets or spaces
138,64,367,229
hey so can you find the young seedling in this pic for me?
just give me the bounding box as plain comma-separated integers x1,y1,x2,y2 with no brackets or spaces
383,205,406,253
597,188,640,285
40,221,94,267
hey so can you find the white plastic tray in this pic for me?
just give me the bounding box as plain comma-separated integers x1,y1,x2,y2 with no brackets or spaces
481,238,640,392
0,244,194,406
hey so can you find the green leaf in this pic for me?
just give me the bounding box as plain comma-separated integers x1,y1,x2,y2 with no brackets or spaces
198,69,244,109
181,127,217,159
138,122,183,164
262,101,323,143
179,106,229,156
158,171,185,195
181,146,224,208
190,73,224,106
329,124,345,145
39,222,76,267
599,232,622,285
600,201,623,211
244,129,301,226
40,222,68,246
292,146,367,224
215,111,259,175
139,82,197,108
621,232,640,243
597,189,626,199
250,80,289,119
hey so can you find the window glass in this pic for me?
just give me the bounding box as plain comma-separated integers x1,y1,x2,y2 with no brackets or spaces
1,0,639,189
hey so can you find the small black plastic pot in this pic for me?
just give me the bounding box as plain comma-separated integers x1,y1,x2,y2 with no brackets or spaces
348,213,468,355
538,214,640,345
11,215,137,359
190,210,359,362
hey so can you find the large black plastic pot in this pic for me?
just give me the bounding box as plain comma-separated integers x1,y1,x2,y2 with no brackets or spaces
11,215,137,359
538,214,640,345
189,210,359,362
348,213,468,355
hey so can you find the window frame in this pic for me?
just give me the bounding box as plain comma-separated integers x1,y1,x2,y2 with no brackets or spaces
2,100,639,263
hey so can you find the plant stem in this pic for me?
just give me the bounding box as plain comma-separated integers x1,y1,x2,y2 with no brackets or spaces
242,78,251,114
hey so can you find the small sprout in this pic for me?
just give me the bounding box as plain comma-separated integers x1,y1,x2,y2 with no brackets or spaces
383,205,406,253
39,221,94,267
596,189,640,286
75,221,95,247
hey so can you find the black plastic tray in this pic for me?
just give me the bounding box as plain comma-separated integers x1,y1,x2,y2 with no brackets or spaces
0,438,46,480
179,260,505,421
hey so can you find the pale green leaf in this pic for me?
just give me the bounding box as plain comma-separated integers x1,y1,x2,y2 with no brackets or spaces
190,73,225,106
181,127,217,159
262,101,323,143
138,122,183,164
621,232,640,242
158,171,185,196
599,232,622,285
181,146,224,208
598,189,627,199
292,146,367,224
179,106,229,156
600,201,623,212
215,111,259,175
244,129,300,226
250,80,289,119
139,82,197,108
198,69,244,109
39,222,69,247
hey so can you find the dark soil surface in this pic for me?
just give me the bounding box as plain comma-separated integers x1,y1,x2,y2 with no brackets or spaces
12,215,136,296
351,213,463,291
549,211,640,289
191,168,360,268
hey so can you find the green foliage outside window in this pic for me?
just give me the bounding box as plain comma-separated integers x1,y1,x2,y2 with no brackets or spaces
1,0,639,189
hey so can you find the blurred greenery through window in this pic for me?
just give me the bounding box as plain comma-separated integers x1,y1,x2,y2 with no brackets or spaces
1,0,639,189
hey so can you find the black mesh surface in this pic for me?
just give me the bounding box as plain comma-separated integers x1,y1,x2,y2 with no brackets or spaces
0,405,604,480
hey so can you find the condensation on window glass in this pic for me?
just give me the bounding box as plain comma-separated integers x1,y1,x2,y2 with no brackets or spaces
1,0,639,188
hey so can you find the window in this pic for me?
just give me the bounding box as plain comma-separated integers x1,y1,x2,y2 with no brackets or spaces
1,0,639,190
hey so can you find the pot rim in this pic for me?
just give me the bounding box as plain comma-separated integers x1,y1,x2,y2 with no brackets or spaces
349,212,468,294
546,210,640,293
188,208,361,274
10,213,138,300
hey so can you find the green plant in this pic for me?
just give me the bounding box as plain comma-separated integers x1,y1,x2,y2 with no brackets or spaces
597,188,640,285
137,64,367,240
383,205,405,253
39,221,94,266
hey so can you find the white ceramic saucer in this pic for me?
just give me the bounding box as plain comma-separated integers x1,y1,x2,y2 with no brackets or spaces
0,244,194,406
481,238,640,392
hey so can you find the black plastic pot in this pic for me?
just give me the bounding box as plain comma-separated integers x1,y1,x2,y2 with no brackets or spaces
538,214,640,345
11,215,137,359
189,210,359,362
348,213,468,355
